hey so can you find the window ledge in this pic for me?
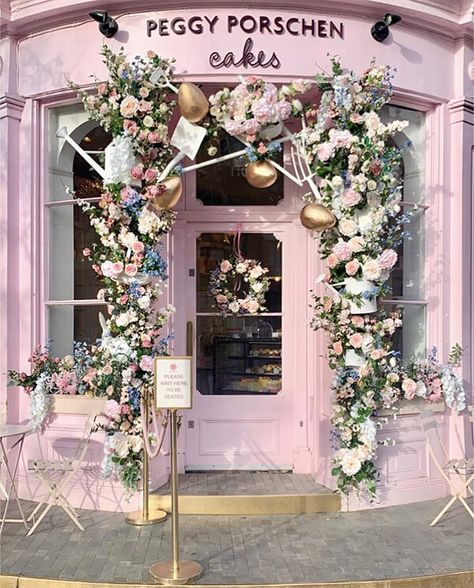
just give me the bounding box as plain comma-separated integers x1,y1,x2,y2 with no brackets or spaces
377,399,445,417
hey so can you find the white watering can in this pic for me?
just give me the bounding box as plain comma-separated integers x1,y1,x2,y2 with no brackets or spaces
317,275,378,315
344,349,366,367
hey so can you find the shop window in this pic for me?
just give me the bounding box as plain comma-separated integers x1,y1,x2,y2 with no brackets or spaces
46,104,110,356
381,105,427,361
195,130,284,206
196,233,282,395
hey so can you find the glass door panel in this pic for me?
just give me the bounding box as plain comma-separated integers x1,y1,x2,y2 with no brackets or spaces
196,232,282,396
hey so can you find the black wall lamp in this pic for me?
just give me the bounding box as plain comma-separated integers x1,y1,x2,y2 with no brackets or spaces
371,14,402,42
89,11,119,38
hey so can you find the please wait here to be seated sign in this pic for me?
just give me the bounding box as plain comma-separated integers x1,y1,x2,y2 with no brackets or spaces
154,357,192,410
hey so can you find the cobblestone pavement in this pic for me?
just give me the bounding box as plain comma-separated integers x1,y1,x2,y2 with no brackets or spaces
1,498,473,584
154,472,330,495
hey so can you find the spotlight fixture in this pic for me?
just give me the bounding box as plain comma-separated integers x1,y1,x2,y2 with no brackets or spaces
371,13,402,43
89,10,118,38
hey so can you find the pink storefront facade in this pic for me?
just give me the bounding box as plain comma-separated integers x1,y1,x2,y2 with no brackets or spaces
1,0,473,512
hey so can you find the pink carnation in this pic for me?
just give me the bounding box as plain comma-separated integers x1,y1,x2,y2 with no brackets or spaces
332,241,352,261
379,249,398,270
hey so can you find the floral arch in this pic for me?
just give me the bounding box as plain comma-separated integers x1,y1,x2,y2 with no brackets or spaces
9,48,465,497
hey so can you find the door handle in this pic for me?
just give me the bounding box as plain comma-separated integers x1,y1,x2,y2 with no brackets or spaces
186,321,193,357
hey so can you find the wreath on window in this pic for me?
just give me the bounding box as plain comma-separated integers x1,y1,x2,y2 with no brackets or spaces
209,255,270,316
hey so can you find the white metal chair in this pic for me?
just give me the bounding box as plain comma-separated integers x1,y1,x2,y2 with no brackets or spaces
419,407,474,526
26,410,100,535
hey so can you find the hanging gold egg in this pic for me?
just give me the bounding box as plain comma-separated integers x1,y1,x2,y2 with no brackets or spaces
177,82,209,123
151,177,183,211
300,203,336,231
245,161,278,189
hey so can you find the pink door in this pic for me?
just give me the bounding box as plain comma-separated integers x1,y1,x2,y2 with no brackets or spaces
181,221,296,470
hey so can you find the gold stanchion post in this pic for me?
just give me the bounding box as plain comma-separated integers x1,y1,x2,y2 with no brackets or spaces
150,409,203,585
126,387,167,526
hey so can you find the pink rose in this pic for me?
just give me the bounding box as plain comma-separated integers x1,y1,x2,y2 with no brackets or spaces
125,264,137,277
132,241,144,254
139,355,154,372
130,166,144,180
326,253,339,269
379,249,398,270
370,349,384,360
216,294,228,305
144,168,157,182
369,159,383,176
257,143,267,155
120,95,139,118
333,241,352,261
148,132,159,143
220,260,232,273
82,248,91,257
349,333,363,349
341,188,361,207
97,82,108,95
139,100,152,113
350,112,363,123
123,120,138,135
246,299,260,314
345,259,360,276
141,334,152,348
351,316,364,328
402,378,417,400
333,341,343,356
120,294,128,304
112,261,124,275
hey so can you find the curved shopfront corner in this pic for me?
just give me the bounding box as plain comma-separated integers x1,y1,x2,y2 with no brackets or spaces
1,1,473,513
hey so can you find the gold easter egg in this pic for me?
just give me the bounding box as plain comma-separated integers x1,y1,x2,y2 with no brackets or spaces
178,82,209,123
245,161,278,189
300,203,336,231
151,176,183,211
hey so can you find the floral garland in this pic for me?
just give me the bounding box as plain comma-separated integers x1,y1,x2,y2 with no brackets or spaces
299,58,465,496
208,76,309,143
209,256,270,316
9,47,178,493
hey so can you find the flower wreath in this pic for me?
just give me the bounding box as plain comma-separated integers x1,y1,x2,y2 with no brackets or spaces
209,256,270,316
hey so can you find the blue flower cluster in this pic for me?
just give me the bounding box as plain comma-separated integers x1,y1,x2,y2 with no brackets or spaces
127,280,142,300
142,247,168,278
128,387,141,412
123,190,143,216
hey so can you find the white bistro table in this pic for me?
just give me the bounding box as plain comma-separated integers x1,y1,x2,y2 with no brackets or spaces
0,423,33,534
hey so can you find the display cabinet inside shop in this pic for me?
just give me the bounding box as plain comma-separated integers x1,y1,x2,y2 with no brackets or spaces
212,337,282,395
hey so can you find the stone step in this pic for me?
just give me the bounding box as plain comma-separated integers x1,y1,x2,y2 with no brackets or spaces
150,472,340,514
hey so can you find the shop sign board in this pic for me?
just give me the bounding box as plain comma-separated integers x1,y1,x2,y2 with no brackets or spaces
154,357,193,410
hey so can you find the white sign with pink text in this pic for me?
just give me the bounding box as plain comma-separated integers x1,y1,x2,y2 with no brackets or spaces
154,357,193,409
